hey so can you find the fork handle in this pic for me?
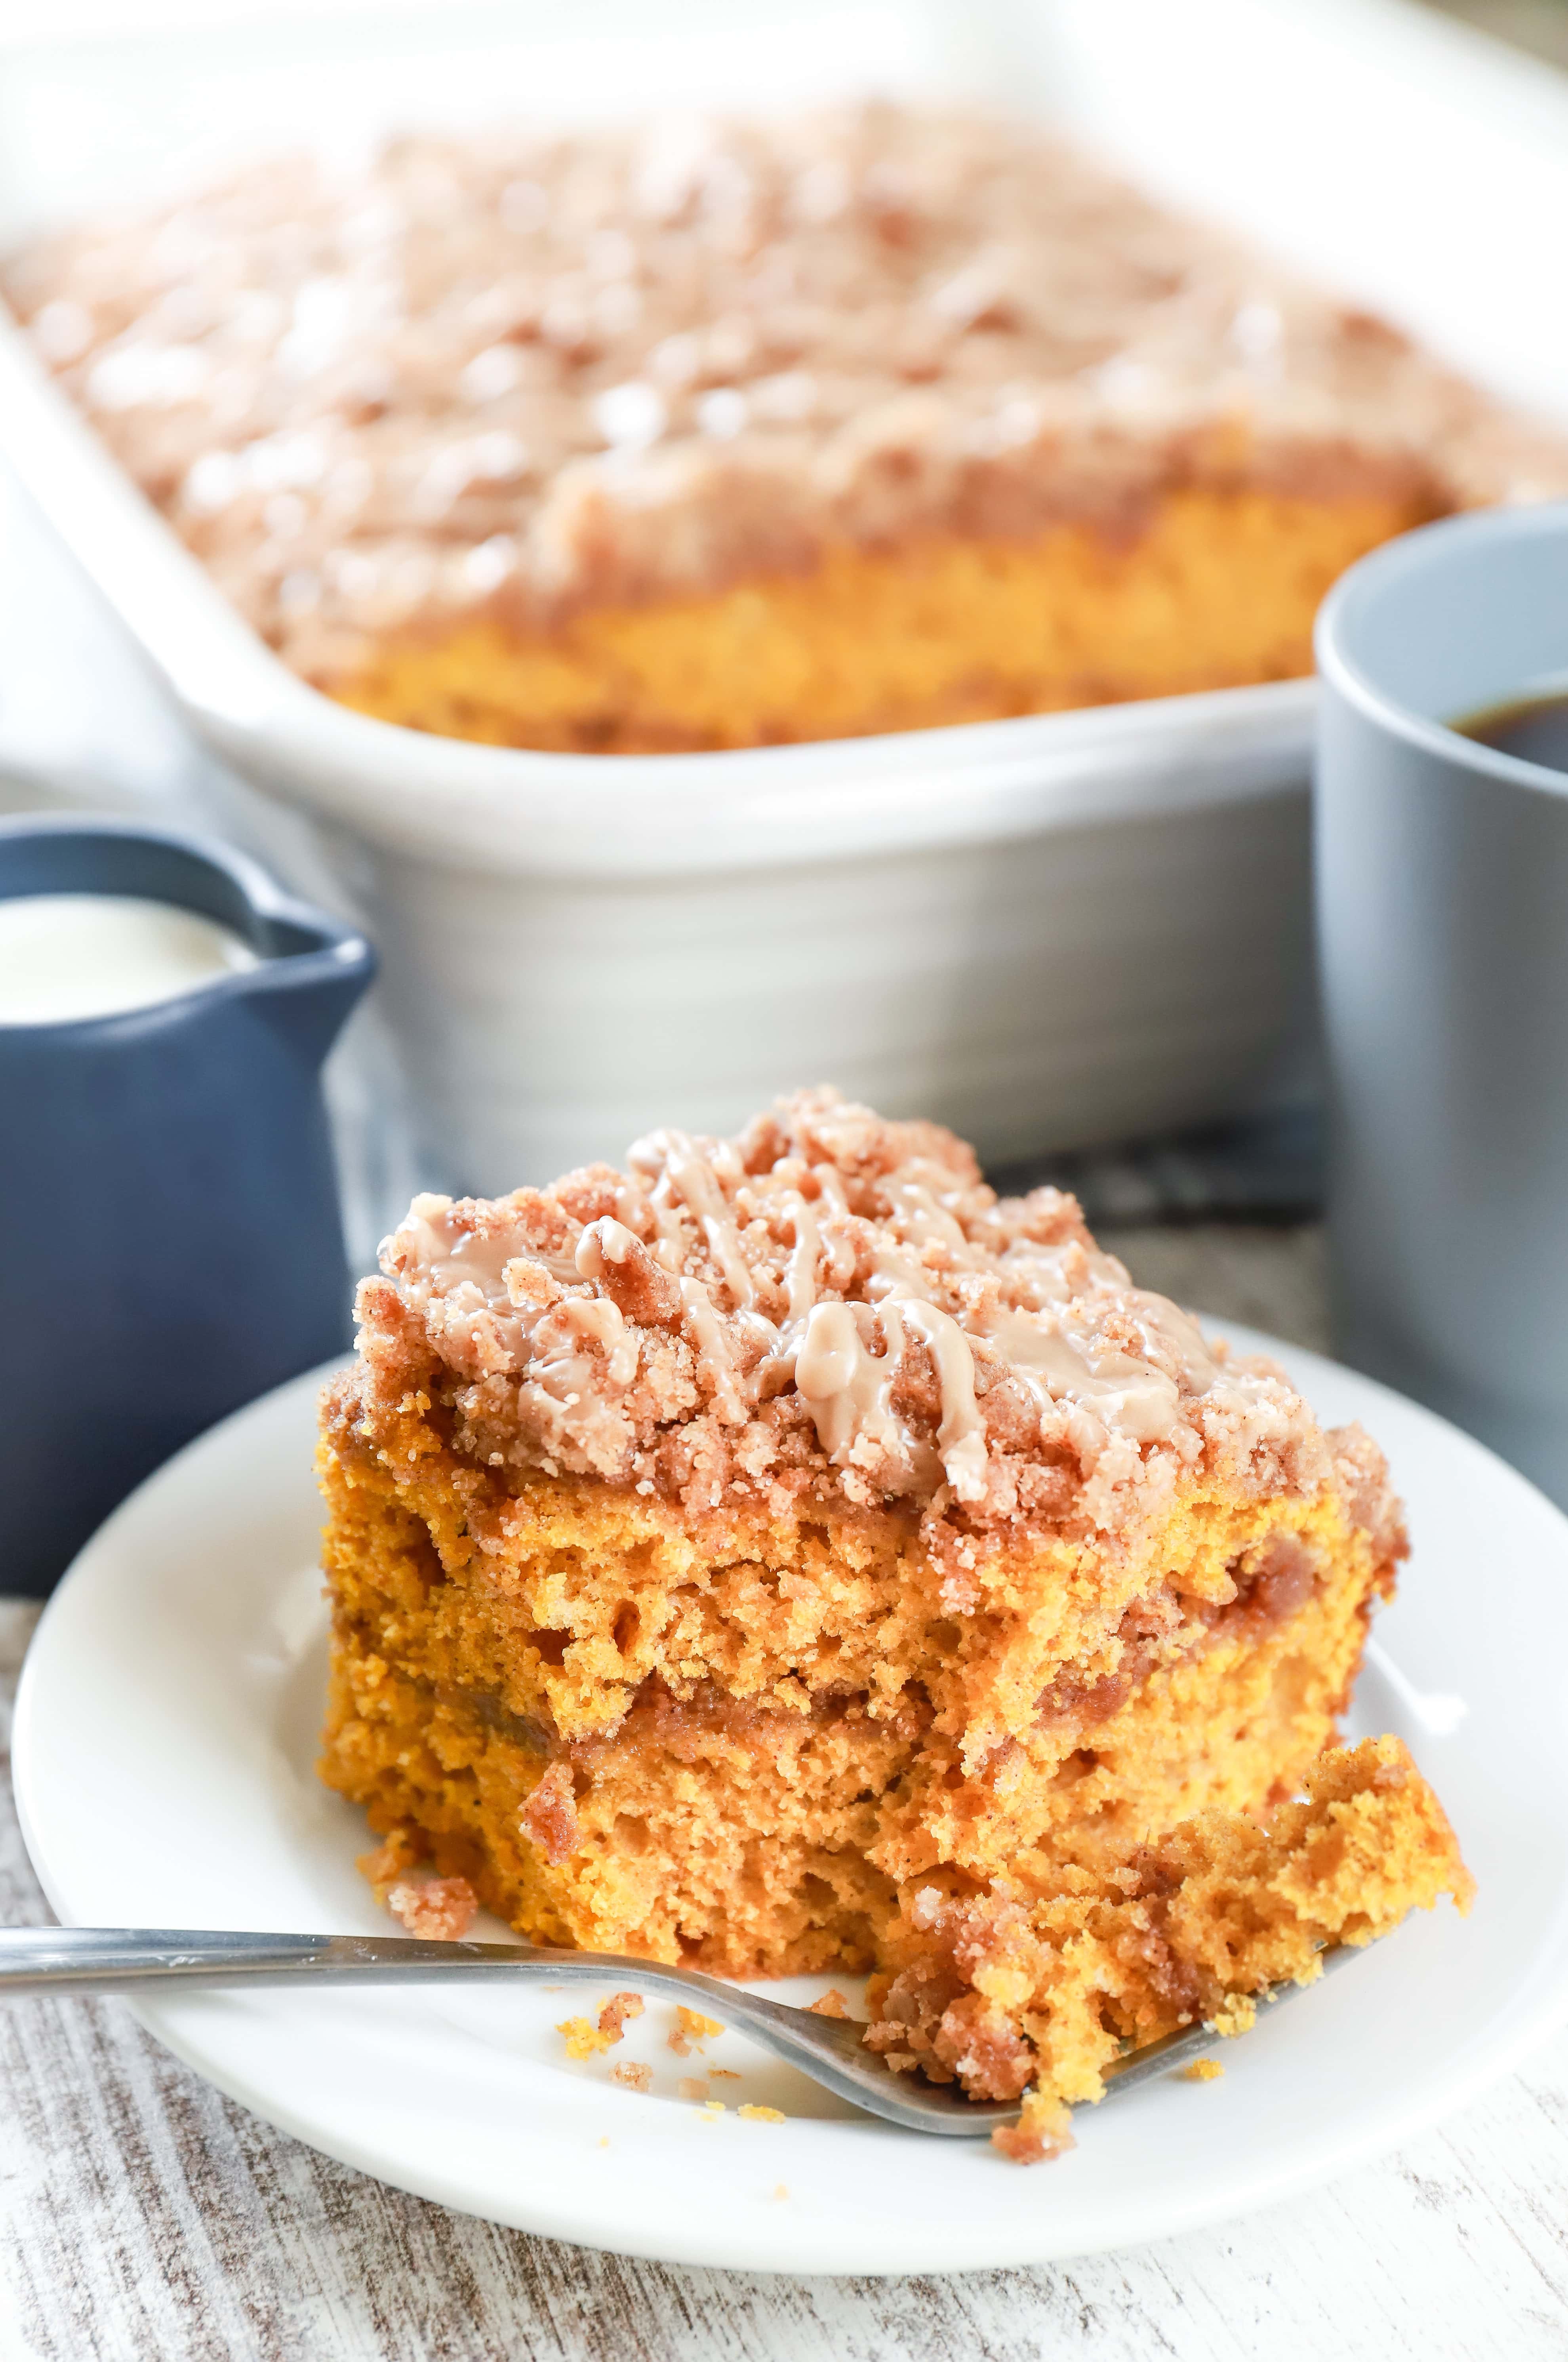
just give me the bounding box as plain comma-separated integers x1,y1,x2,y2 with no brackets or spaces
0,1924,1031,2134
0,1926,803,2023
0,1926,587,1994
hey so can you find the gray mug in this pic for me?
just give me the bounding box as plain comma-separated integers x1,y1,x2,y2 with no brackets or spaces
1315,500,1568,1505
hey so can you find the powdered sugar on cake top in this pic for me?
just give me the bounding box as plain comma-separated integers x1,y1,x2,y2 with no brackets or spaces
356,1088,1341,1539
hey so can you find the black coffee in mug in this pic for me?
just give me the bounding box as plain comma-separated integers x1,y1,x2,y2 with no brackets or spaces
1453,683,1568,772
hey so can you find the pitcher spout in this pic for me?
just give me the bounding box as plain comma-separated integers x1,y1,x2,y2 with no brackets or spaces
244,923,377,1066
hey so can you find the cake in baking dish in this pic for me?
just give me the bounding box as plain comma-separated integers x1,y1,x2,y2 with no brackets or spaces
7,105,1566,753
316,1087,1470,2117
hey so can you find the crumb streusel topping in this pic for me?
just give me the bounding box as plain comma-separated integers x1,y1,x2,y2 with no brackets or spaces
7,103,1565,683
358,1087,1342,1539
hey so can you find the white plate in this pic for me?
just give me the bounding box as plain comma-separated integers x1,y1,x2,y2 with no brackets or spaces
14,1323,1568,2274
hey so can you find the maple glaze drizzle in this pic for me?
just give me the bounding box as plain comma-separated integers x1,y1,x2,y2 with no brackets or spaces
391,1120,1218,1501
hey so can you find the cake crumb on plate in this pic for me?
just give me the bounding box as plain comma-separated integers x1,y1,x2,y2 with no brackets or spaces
991,2092,1076,2166
558,2016,615,2062
384,1875,476,1942
670,2007,725,2056
598,1992,645,2041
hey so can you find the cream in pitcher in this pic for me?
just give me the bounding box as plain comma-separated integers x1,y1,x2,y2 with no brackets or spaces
0,893,258,1025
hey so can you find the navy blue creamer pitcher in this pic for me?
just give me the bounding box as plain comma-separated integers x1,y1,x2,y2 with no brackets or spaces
0,816,375,1594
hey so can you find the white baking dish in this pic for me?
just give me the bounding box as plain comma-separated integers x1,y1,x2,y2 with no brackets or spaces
3,0,1567,1189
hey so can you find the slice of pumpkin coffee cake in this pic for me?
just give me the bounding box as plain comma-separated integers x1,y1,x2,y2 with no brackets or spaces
317,1088,1463,2104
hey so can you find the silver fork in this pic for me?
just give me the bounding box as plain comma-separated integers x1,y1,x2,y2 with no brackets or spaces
0,1926,1356,2136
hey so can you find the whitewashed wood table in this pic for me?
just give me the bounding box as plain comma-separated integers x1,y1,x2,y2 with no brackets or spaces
3,1224,1566,2362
